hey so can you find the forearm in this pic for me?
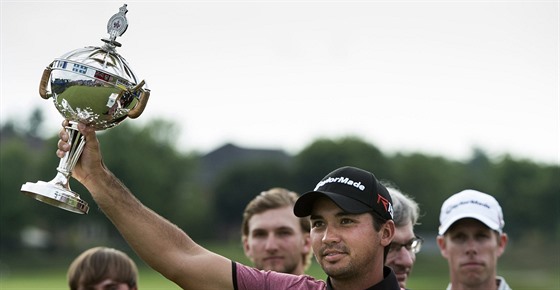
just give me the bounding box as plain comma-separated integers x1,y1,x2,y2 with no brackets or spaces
84,170,184,271
84,169,233,289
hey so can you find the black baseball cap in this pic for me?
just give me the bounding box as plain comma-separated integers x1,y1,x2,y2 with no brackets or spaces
294,166,394,220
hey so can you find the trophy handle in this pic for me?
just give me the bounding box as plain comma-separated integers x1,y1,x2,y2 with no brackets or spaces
39,62,54,99
127,80,150,119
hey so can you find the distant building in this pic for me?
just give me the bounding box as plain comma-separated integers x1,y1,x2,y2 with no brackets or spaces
197,143,292,186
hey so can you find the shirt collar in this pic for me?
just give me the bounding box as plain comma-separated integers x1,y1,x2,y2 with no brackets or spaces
326,266,400,290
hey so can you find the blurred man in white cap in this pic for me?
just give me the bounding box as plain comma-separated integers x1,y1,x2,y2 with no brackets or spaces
437,189,511,290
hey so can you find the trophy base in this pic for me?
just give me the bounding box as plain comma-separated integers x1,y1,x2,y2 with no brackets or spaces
21,181,89,214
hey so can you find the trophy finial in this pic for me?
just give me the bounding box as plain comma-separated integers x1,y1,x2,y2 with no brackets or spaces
102,4,129,48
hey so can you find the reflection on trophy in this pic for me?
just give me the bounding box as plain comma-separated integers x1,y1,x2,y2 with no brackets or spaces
20,4,150,214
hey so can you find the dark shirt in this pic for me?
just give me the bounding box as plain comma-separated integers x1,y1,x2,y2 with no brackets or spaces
326,266,400,290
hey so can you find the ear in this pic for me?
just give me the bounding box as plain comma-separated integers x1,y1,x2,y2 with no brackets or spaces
436,235,448,258
242,236,251,257
302,232,312,254
497,233,508,257
380,220,395,247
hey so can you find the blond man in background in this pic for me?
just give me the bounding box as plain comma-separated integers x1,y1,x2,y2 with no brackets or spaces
241,187,312,275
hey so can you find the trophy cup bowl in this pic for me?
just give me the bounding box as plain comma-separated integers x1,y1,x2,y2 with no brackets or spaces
20,4,150,214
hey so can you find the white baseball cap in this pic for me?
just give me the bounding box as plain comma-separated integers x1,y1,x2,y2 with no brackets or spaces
438,189,505,235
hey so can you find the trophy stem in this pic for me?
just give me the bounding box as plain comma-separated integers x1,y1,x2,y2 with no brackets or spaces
58,121,86,174
20,121,89,214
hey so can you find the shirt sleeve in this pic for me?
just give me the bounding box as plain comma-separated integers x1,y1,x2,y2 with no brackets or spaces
233,261,326,290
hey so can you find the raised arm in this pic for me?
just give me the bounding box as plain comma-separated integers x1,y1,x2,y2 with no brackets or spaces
57,121,233,290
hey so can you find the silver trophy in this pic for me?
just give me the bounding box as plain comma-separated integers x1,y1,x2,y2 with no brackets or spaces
20,4,150,214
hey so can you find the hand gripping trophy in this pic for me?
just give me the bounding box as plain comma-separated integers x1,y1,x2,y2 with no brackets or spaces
20,4,150,214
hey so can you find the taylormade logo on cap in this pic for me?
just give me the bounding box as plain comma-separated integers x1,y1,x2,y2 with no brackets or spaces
438,189,504,235
314,176,366,191
294,166,394,220
444,199,492,214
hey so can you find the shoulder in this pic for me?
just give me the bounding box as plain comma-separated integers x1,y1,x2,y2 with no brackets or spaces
234,262,326,290
496,276,512,290
380,266,404,290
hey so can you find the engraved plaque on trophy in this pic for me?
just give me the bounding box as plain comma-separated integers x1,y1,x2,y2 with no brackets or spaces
21,4,150,214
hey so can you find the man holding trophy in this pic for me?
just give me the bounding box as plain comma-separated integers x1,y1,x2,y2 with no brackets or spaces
29,4,401,290
56,125,401,290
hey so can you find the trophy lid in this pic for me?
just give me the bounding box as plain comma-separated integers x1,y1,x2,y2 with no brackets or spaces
53,4,139,87
55,46,138,86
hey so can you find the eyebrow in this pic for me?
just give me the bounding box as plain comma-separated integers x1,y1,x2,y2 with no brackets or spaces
309,214,321,220
310,211,358,220
252,226,296,232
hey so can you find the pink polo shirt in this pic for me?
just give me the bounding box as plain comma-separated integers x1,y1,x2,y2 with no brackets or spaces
234,262,327,290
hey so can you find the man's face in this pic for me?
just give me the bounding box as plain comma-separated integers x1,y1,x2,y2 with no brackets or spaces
243,206,310,275
437,218,507,288
385,222,416,288
309,197,390,280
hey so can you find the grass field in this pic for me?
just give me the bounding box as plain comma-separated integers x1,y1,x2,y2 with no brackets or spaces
0,241,558,290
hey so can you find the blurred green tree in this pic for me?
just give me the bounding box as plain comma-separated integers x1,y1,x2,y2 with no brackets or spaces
0,136,40,250
212,160,293,240
293,136,389,192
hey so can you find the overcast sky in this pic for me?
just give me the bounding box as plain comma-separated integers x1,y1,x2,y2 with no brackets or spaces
1,1,558,164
